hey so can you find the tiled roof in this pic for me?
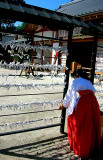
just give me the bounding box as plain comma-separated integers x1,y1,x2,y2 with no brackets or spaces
0,0,103,34
0,0,89,31
56,0,103,17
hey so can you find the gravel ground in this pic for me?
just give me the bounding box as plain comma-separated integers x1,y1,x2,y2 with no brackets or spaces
0,68,102,160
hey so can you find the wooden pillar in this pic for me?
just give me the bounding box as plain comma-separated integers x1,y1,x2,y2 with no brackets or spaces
41,49,44,65
58,38,62,65
15,35,18,40
60,25,73,134
31,50,34,65
41,31,44,65
90,31,98,84
0,19,2,42
30,37,34,65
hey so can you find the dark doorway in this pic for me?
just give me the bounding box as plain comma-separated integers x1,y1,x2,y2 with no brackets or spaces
72,42,93,68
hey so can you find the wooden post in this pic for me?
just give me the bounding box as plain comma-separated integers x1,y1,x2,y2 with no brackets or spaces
60,26,73,134
41,31,44,65
90,31,98,84
41,49,44,65
0,19,2,42
31,50,34,65
30,37,34,65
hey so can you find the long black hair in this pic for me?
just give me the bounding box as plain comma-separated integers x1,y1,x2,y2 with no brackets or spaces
71,68,90,80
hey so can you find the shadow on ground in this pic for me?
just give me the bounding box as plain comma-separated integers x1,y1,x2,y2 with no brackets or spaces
0,135,102,160
0,134,79,160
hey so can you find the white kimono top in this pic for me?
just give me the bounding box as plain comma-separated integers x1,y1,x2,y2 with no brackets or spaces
63,77,95,116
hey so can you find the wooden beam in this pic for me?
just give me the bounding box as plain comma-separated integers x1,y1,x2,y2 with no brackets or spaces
90,31,98,84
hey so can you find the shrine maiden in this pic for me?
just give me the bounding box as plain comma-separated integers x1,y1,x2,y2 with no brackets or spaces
59,68,101,159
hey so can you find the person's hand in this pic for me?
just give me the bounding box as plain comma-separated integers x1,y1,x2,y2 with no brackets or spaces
58,104,64,110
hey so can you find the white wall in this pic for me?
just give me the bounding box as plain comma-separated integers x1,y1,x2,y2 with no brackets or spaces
34,31,56,41
2,35,14,43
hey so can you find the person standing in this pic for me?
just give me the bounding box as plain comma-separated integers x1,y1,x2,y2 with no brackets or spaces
59,68,101,159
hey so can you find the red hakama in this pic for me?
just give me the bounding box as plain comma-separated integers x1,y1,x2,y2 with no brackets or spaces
67,89,101,158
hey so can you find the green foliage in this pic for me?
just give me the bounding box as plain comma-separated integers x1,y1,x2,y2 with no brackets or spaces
1,0,26,29
12,53,20,62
